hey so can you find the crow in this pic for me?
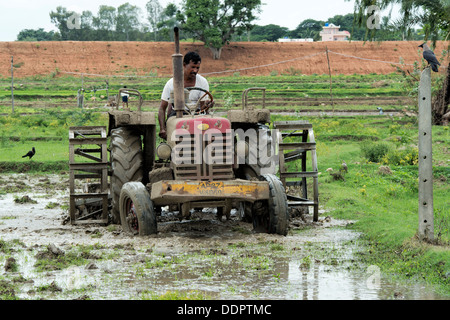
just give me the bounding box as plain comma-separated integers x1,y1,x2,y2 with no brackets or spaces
418,43,440,72
22,147,35,159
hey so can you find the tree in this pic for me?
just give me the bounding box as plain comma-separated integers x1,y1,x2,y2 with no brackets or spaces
181,0,262,59
116,2,142,41
291,19,324,41
146,0,163,41
250,24,289,41
16,28,57,41
92,5,117,40
350,0,450,125
327,13,368,40
50,6,96,41
50,6,75,40
157,3,181,41
80,11,95,40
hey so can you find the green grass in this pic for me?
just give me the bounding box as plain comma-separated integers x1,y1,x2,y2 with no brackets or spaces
0,72,408,113
303,117,449,295
0,73,448,295
140,290,211,300
0,109,109,169
269,112,449,295
2,141,68,161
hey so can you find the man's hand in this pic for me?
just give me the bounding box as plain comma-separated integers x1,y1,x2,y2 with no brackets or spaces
205,100,215,110
201,100,215,113
158,100,169,140
159,129,167,140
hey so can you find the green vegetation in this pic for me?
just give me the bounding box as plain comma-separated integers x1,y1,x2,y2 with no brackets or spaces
0,239,25,254
34,248,87,272
0,73,411,171
0,279,18,300
18,3,430,43
0,72,448,297
1,72,407,106
278,114,449,295
33,243,108,272
140,290,211,300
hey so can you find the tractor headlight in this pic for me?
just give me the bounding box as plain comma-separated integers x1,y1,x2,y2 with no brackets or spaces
157,143,172,160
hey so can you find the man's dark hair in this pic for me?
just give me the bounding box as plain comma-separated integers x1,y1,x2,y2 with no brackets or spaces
184,51,201,65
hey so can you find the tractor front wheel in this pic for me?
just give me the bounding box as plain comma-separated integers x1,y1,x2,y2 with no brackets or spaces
110,127,144,224
252,174,289,236
119,182,157,236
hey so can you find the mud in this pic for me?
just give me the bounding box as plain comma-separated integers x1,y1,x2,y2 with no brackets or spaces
0,173,446,300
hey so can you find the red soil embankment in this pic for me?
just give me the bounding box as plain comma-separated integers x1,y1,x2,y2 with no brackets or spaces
0,40,448,78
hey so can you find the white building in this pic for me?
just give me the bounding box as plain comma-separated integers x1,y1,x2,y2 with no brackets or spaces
278,38,313,42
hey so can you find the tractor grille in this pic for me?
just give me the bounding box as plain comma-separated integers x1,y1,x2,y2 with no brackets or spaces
173,131,234,181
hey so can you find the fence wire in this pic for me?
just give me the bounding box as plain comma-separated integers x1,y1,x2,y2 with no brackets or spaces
54,47,435,79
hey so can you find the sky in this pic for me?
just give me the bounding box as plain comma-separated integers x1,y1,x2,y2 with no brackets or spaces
0,0,397,41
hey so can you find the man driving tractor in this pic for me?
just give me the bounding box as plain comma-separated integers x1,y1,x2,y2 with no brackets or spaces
158,51,214,140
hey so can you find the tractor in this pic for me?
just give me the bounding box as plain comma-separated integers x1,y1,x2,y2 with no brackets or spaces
68,28,319,236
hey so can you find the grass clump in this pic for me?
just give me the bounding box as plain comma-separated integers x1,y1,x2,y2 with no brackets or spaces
361,142,391,163
34,244,88,272
0,239,25,254
0,279,18,300
140,290,210,300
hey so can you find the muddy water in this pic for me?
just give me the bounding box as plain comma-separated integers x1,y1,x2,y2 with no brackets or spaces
0,174,446,300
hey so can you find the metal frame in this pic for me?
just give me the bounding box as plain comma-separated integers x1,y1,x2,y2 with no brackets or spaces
69,126,109,224
274,120,319,221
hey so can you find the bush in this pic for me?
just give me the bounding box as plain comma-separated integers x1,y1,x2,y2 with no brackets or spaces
361,141,418,166
361,142,391,163
382,146,419,166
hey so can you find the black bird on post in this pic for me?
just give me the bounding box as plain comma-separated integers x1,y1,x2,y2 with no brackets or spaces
418,42,441,72
22,147,35,159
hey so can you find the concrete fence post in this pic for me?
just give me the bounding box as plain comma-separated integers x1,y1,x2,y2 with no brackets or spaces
11,56,14,114
418,67,434,242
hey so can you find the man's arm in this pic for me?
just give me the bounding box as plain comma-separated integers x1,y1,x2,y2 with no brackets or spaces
159,79,173,140
158,100,169,140
196,75,214,113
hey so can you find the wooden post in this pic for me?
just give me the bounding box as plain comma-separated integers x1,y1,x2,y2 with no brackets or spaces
11,56,14,114
325,47,334,111
418,67,434,242
81,73,84,108
77,89,84,108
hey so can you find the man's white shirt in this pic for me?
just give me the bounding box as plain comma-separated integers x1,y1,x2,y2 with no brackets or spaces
161,74,209,105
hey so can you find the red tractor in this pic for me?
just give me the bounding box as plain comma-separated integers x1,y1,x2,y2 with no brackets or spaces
68,28,319,236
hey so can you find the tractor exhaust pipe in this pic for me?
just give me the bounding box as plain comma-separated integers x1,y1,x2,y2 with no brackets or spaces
172,27,184,118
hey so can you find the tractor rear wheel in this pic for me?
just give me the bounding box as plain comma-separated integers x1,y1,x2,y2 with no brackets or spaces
119,182,156,236
253,174,289,236
110,127,144,224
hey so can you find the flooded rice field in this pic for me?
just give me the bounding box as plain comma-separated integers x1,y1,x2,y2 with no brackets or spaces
0,173,446,300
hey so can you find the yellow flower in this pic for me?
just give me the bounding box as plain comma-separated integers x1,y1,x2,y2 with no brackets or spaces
359,186,367,195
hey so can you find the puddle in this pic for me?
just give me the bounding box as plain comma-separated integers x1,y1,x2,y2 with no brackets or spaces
0,173,447,300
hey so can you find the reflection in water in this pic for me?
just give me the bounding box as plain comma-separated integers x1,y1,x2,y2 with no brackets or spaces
4,237,447,300
289,261,377,300
1,205,446,300
0,174,446,300
282,250,444,300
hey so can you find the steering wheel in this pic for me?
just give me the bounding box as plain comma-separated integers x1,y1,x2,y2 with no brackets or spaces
185,87,214,114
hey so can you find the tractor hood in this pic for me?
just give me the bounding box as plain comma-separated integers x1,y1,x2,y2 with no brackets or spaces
166,115,231,147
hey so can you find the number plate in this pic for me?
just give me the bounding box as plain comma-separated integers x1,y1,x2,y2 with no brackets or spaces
198,181,224,195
